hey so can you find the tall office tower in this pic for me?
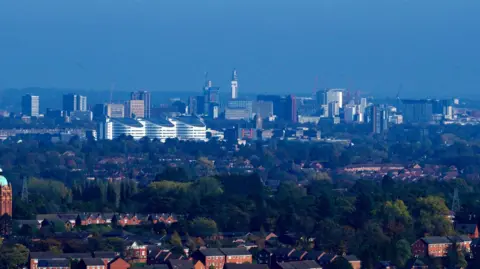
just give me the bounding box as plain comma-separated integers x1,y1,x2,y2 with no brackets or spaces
327,89,344,108
253,101,274,119
344,104,356,123
125,100,145,118
21,94,40,117
131,91,151,118
63,93,77,113
195,96,205,115
77,95,87,111
231,69,239,99
370,105,389,134
400,99,433,123
316,89,328,106
257,95,283,118
187,96,198,115
328,102,340,118
359,98,368,113
286,95,298,123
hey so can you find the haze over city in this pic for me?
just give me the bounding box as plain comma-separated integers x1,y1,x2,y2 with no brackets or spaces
1,0,479,98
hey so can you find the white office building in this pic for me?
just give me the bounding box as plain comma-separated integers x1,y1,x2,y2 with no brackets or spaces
327,89,344,108
98,116,206,141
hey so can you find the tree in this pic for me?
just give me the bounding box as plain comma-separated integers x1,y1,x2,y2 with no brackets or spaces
0,214,12,235
189,217,218,237
415,196,454,236
393,239,412,268
170,231,182,246
326,257,353,269
0,244,29,269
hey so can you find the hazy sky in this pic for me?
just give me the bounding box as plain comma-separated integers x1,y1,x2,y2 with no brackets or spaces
0,0,479,98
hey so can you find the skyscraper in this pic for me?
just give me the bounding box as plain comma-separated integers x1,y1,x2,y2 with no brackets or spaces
131,91,151,118
286,95,298,123
77,95,87,111
231,69,238,99
370,105,389,134
21,94,40,117
400,99,433,123
63,93,77,113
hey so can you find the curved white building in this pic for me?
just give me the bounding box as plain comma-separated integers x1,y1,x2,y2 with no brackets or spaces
98,116,206,141
170,116,207,141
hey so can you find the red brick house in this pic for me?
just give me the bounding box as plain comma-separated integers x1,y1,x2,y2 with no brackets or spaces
411,237,452,257
93,251,119,266
107,257,130,269
219,248,252,264
114,214,142,226
29,252,67,269
455,223,479,239
192,249,225,269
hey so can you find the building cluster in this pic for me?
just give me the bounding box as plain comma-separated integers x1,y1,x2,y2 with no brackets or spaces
32,212,179,229
13,71,467,144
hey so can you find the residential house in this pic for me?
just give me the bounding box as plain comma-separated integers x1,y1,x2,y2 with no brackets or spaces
80,259,107,269
37,260,70,269
167,260,205,269
192,249,225,269
113,214,143,226
76,213,111,226
447,235,472,253
29,252,67,269
411,237,452,257
125,241,148,263
455,223,479,239
256,248,295,267
219,248,252,264
93,252,119,265
148,214,179,225
275,260,322,269
107,257,131,269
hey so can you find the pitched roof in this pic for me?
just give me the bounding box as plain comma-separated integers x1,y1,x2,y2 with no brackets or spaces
343,255,360,261
276,260,322,269
199,249,224,257
108,257,130,269
93,251,118,259
219,248,251,256
37,259,70,268
318,253,336,263
304,251,325,261
421,236,452,244
82,258,106,266
30,252,63,259
455,223,477,234
289,250,307,260
168,260,194,269
447,235,472,243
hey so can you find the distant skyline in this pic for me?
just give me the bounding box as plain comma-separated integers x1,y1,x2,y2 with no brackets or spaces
1,0,479,98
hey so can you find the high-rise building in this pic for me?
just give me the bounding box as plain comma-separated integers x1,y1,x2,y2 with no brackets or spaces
327,89,344,108
195,96,205,115
0,168,12,217
344,105,356,123
253,101,274,119
77,95,87,111
231,69,239,99
285,95,297,123
21,94,40,117
125,100,145,118
316,90,328,106
131,91,151,118
401,100,433,123
63,93,86,113
187,96,198,115
370,105,389,134
328,102,340,118
107,104,125,118
257,95,283,118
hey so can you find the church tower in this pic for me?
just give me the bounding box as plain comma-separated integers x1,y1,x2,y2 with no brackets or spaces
0,169,12,216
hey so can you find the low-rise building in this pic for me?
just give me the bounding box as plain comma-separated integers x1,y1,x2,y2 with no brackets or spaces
219,248,252,264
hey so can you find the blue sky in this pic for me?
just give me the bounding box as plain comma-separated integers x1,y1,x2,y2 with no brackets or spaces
0,0,479,98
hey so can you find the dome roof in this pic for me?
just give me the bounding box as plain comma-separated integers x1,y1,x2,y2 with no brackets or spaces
0,175,8,187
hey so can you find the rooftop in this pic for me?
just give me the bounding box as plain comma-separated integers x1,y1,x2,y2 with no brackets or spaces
219,248,251,256
81,258,106,266
199,248,224,257
37,259,70,268
111,118,144,128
